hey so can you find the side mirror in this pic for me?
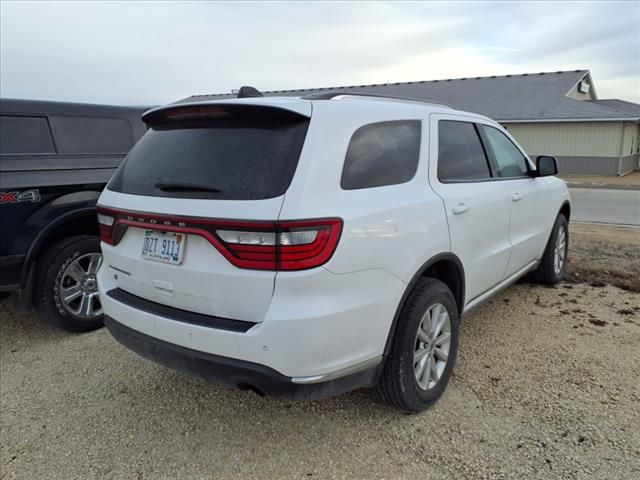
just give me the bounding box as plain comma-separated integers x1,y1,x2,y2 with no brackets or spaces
535,155,558,177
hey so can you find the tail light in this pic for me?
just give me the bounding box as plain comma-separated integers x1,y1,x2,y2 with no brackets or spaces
97,212,116,245
216,219,342,271
96,206,342,271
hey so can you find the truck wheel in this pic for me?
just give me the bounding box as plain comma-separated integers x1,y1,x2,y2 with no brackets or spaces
35,235,104,332
528,214,568,286
376,278,459,412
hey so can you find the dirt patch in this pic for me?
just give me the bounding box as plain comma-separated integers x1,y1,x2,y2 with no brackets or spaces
566,223,640,292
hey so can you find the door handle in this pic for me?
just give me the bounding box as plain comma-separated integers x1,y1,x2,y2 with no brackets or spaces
452,203,470,215
511,192,523,202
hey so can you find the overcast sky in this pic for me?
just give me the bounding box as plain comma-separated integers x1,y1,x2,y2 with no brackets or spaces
1,1,639,105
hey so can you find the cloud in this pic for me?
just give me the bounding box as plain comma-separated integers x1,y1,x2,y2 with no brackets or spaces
1,1,638,105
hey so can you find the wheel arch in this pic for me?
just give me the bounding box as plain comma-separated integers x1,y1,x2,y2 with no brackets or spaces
21,206,100,286
383,252,465,357
559,200,571,222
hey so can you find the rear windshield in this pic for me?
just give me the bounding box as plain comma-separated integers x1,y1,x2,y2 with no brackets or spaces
107,117,309,200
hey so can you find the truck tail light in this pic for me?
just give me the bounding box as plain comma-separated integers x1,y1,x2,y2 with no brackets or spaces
95,206,342,271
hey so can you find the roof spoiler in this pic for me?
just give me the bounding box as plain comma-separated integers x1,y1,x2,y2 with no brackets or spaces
141,102,309,125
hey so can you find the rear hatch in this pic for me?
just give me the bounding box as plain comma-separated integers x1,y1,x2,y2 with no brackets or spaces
97,101,311,322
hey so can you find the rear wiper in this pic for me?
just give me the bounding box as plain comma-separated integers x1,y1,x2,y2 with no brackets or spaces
154,182,222,193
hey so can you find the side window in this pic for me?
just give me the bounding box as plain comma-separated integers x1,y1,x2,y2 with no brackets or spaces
49,116,134,154
0,115,56,154
480,125,529,178
437,120,491,182
341,120,421,190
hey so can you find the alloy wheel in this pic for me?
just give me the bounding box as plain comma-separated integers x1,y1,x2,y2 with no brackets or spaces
59,253,103,319
554,225,567,274
414,303,452,390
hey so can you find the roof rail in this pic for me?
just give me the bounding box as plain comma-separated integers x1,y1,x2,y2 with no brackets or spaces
301,91,454,109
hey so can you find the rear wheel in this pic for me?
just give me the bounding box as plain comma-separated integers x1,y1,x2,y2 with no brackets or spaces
35,235,104,332
376,278,459,412
529,214,568,285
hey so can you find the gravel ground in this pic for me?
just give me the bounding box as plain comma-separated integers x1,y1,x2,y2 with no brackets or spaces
2,280,639,480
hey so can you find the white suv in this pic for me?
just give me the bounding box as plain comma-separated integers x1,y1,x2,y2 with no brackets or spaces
96,91,571,412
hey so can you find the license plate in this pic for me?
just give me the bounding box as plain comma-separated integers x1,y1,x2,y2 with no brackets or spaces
141,230,185,265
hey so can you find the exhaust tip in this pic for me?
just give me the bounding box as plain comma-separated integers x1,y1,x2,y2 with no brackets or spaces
237,382,265,397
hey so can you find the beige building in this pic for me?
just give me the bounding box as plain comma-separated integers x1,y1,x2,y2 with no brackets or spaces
500,74,640,175
191,69,640,175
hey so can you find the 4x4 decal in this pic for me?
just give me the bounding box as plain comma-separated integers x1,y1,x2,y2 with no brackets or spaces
0,189,41,205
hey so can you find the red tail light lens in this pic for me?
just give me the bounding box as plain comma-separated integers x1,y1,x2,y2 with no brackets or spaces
96,206,342,271
97,212,116,245
216,219,342,271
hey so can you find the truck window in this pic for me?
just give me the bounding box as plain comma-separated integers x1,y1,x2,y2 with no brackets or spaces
48,116,134,154
0,115,56,155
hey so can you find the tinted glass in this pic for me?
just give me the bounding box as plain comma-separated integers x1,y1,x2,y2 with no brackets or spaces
438,120,491,181
480,125,529,178
341,121,421,190
108,118,309,200
49,116,134,154
0,116,55,154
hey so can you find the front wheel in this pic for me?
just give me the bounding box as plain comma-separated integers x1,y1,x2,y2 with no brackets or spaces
35,235,104,332
376,278,459,412
529,214,568,286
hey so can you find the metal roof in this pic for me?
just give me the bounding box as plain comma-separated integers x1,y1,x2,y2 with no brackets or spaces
180,70,640,122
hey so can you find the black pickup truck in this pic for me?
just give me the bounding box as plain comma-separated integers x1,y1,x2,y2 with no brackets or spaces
0,99,146,331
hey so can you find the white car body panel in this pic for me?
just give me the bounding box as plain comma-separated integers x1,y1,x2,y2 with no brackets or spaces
428,113,513,302
502,177,551,277
279,101,450,283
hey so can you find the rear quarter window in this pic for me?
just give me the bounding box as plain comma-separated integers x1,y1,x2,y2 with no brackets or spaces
341,120,421,190
0,115,56,154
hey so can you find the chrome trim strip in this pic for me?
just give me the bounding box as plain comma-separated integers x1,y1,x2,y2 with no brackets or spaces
108,265,131,276
291,356,383,384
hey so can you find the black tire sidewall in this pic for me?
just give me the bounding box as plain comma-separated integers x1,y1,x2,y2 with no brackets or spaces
386,278,460,411
36,235,104,333
544,214,568,284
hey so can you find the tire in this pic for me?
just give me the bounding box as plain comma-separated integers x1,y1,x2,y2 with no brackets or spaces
376,278,459,412
35,235,104,333
528,214,568,286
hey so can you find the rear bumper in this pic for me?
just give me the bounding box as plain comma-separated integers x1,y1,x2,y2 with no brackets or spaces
105,316,382,400
98,261,403,379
